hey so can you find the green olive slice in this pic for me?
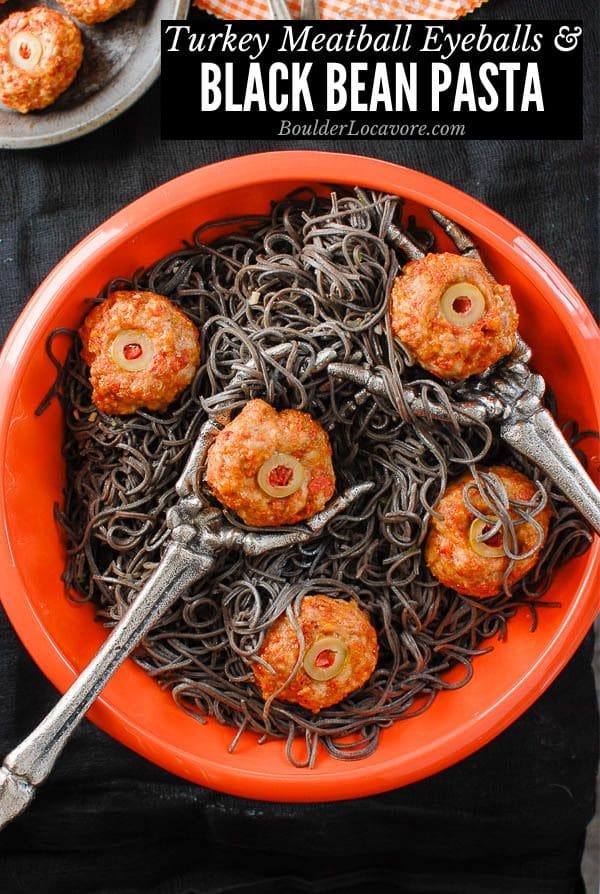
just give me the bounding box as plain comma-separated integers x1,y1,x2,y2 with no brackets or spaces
257,452,305,498
110,330,155,372
9,32,43,71
440,282,486,327
469,517,505,558
303,636,348,682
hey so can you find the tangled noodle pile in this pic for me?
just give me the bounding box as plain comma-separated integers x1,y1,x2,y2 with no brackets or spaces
45,189,593,766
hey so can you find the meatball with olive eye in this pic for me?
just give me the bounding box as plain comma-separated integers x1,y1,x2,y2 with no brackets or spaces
424,465,551,599
57,0,137,25
0,7,83,114
390,252,518,381
205,399,336,527
79,290,200,415
253,595,379,713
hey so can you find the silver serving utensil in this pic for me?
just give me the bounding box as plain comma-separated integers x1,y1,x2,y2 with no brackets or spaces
267,0,292,19
300,0,320,18
0,345,373,830
329,210,600,535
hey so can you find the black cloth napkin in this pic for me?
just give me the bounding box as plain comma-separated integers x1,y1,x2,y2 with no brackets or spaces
0,1,598,892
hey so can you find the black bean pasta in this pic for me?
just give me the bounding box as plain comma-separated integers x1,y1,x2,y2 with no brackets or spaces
42,189,593,767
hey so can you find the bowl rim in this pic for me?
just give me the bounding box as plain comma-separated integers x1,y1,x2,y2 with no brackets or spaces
0,150,598,801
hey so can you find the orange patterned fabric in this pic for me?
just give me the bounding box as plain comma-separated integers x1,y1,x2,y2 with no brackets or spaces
193,0,488,21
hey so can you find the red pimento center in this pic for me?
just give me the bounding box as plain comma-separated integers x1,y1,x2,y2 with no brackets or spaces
123,343,143,361
19,42,31,60
452,296,472,315
314,649,336,669
268,464,293,488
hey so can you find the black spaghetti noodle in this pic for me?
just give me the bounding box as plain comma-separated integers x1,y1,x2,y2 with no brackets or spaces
46,189,593,767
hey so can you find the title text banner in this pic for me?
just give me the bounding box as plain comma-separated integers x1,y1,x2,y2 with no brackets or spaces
161,21,583,140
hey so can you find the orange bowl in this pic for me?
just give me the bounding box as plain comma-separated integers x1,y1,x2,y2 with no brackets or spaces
0,151,598,802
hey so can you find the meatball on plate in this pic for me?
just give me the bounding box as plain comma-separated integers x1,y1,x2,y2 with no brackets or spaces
0,7,83,113
57,0,137,25
0,0,190,149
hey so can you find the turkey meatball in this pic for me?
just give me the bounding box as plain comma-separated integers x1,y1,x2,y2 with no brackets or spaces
57,0,137,25
424,465,551,599
205,399,336,527
0,7,83,113
390,252,518,381
254,594,379,713
79,290,200,415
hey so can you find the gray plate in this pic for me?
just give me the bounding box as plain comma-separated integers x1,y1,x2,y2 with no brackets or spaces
0,0,190,149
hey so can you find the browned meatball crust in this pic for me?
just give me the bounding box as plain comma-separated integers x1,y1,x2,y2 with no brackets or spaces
205,399,336,527
57,0,137,25
424,465,551,599
390,253,518,381
0,7,83,113
253,595,379,713
79,290,200,415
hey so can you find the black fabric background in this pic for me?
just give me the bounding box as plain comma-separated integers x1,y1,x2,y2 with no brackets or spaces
0,1,598,892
